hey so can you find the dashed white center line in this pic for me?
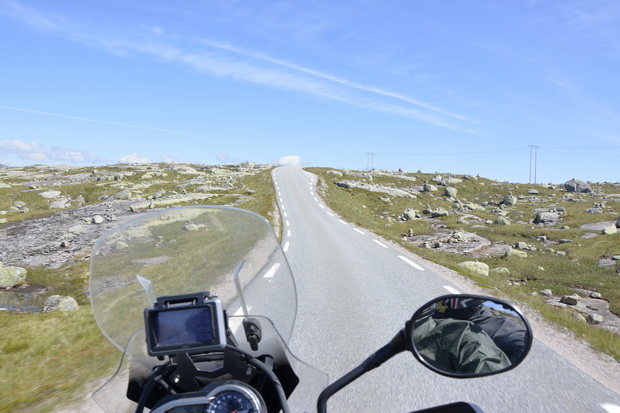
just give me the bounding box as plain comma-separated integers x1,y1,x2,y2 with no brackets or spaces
283,242,290,252
287,230,291,237
398,256,425,271
353,228,365,235
373,240,388,248
338,219,348,225
264,263,281,278
443,286,460,294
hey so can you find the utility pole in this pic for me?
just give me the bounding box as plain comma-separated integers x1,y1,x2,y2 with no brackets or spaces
366,152,375,170
528,145,539,184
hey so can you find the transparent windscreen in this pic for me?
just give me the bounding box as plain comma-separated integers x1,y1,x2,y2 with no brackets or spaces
89,206,297,366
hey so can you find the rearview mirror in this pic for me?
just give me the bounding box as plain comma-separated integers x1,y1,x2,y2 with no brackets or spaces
406,294,533,378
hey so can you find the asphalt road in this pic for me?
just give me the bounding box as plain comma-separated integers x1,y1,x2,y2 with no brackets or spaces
273,166,620,413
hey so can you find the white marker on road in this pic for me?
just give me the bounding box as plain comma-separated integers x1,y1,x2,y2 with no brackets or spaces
398,256,425,271
320,205,325,209
338,219,348,225
601,404,620,413
373,240,388,248
264,263,281,279
287,230,291,237
283,242,290,252
286,220,290,226
353,228,365,235
443,286,460,294
327,212,334,217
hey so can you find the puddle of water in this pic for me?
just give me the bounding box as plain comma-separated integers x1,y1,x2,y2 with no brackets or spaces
0,288,46,313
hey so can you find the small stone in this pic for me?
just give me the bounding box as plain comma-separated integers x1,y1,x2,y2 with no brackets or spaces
556,251,567,256
505,248,528,258
540,289,553,296
586,313,604,325
92,215,105,224
590,292,602,299
43,295,79,312
560,295,580,305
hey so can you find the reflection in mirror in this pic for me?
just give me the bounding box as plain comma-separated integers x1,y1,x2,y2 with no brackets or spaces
409,295,532,378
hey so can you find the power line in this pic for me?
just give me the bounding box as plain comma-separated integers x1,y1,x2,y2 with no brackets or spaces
529,145,539,184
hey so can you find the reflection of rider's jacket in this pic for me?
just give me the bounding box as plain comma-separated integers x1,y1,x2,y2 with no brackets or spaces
413,317,512,375
438,305,527,362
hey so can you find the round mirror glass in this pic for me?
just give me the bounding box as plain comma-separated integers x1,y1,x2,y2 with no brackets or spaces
407,294,533,378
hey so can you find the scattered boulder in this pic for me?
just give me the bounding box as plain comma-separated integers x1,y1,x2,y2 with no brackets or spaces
402,208,420,221
494,216,510,225
40,190,62,199
564,179,592,193
423,183,438,192
490,267,510,276
560,295,580,306
587,314,604,325
616,216,620,228
43,295,79,312
327,170,343,177
444,187,458,198
431,209,450,218
505,248,528,258
92,215,105,224
602,225,618,235
540,289,553,296
534,212,561,225
0,265,27,288
502,193,518,206
457,261,489,277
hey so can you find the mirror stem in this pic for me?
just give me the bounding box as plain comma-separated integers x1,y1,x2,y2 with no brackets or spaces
317,330,406,413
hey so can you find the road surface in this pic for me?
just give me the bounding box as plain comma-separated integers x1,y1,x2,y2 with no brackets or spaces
274,166,620,413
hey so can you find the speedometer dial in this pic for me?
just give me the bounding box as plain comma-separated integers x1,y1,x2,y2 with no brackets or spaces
205,382,265,413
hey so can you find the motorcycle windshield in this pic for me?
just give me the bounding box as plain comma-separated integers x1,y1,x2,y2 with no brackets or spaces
89,206,297,367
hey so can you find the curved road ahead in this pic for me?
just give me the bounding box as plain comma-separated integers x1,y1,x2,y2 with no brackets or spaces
274,167,620,413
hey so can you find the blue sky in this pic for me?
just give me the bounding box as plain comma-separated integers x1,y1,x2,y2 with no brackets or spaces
1,0,619,183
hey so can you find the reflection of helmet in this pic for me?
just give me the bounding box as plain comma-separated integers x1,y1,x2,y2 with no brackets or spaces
414,302,437,326
443,298,484,310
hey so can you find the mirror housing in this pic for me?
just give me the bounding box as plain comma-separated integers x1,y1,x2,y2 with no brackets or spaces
406,294,533,378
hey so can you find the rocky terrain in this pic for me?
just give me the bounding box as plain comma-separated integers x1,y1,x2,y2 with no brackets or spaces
0,162,272,311
316,169,620,340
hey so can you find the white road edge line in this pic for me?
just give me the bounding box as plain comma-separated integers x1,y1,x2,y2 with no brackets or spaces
264,263,281,279
338,219,348,225
320,205,325,209
283,242,290,252
601,403,620,413
353,228,365,234
373,240,388,248
287,230,291,237
443,286,461,294
398,256,425,271
286,220,290,226
327,212,334,217
283,212,288,218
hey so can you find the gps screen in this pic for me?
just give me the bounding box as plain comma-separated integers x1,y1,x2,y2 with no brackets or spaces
153,306,215,347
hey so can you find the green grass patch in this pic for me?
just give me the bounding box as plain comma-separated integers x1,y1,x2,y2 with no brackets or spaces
0,308,118,413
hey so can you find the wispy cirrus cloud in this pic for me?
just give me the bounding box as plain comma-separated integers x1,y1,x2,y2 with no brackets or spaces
0,140,99,163
0,1,476,133
0,106,197,136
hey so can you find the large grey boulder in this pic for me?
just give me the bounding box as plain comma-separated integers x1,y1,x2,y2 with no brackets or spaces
423,183,438,192
444,187,458,198
616,216,620,228
403,208,420,220
502,193,518,206
457,261,489,277
564,179,592,193
0,265,27,288
43,295,79,312
534,212,560,225
494,216,510,225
